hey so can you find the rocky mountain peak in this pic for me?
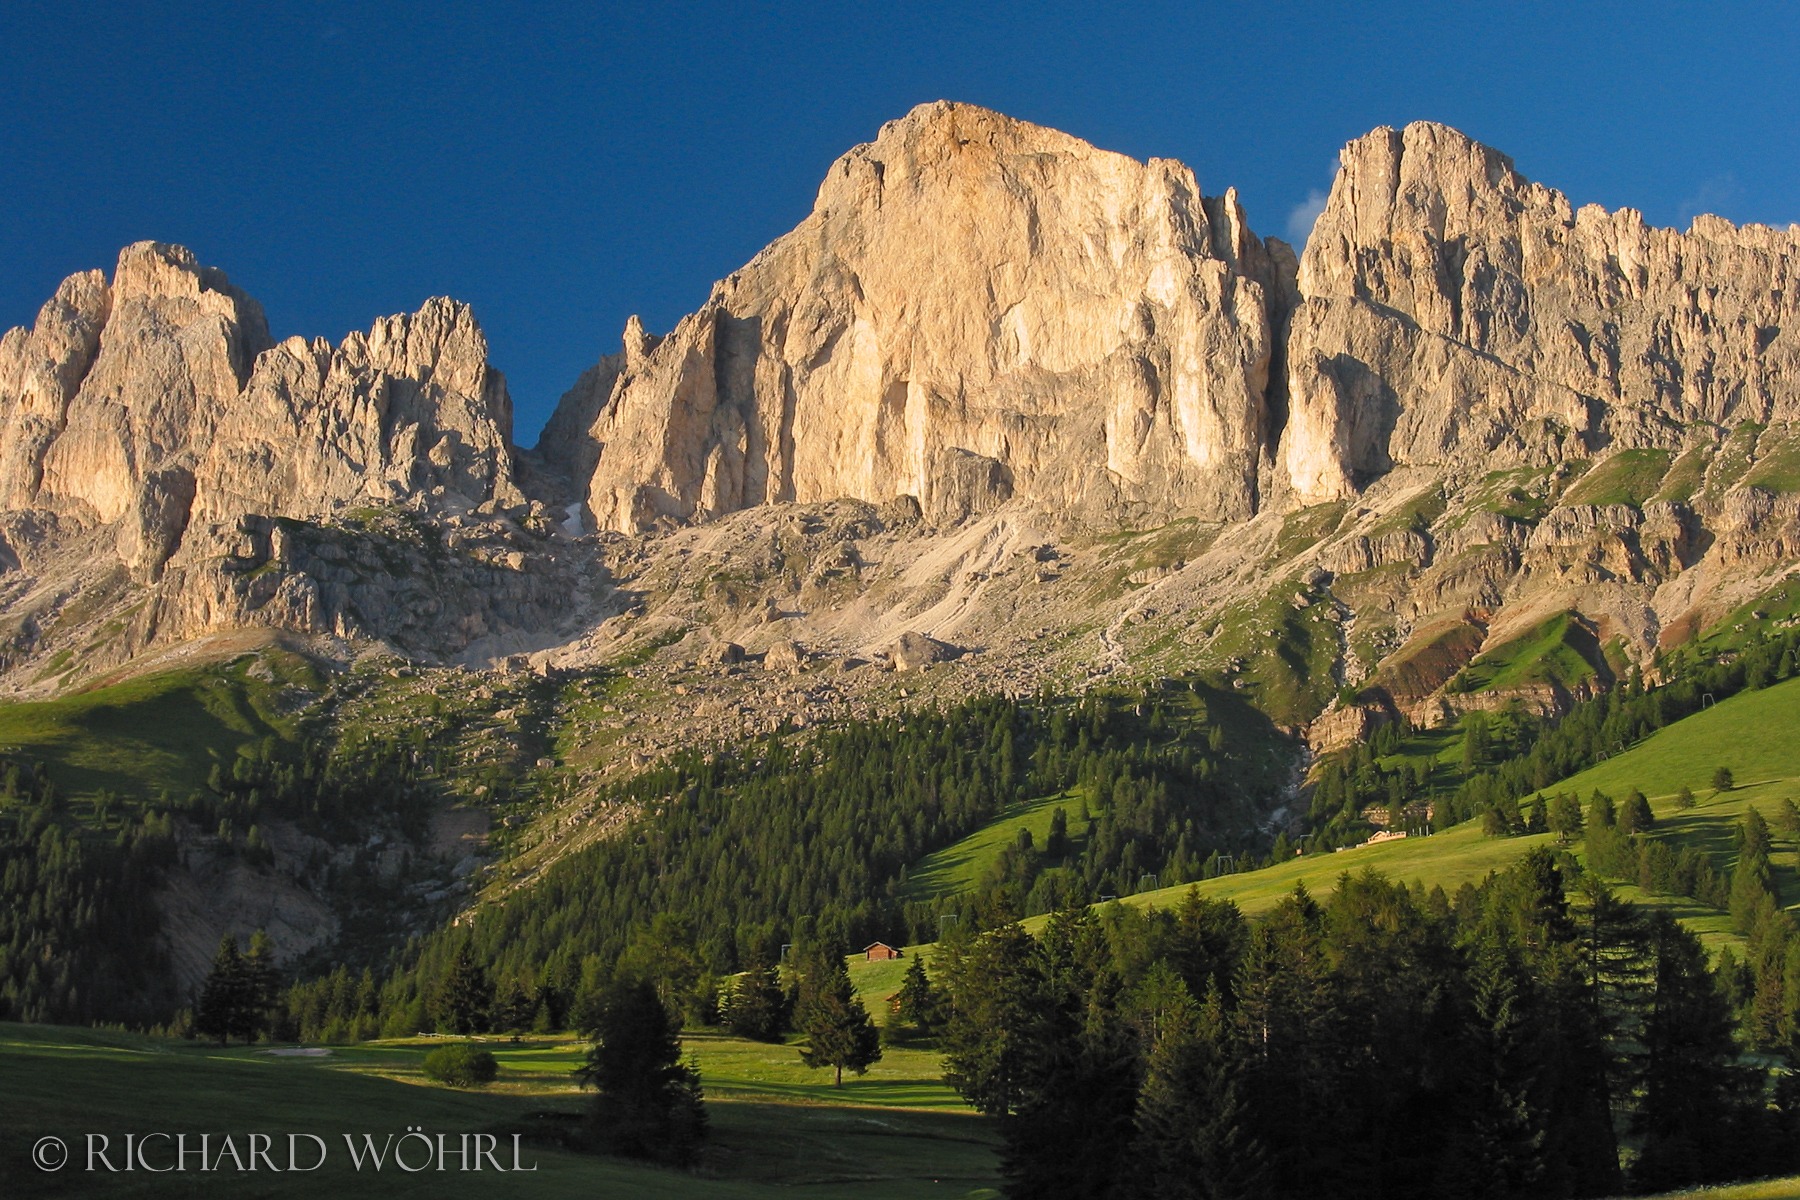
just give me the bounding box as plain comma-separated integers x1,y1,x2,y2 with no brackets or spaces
5,109,1800,718
558,99,1291,534
0,245,524,587
1282,119,1800,502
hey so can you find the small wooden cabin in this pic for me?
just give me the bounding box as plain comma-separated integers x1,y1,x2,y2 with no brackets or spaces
864,941,902,961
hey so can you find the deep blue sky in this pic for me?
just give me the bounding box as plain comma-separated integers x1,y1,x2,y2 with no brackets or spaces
5,2,1797,442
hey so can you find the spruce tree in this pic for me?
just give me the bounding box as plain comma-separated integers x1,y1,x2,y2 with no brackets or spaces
435,942,492,1035
1468,850,1622,1197
240,930,280,1042
1000,908,1139,1200
796,947,881,1087
1439,929,1545,1198
1232,885,1346,1196
493,978,535,1035
890,954,941,1039
195,934,248,1045
941,923,1044,1115
1632,912,1759,1191
577,979,706,1164
721,957,786,1041
1131,981,1265,1200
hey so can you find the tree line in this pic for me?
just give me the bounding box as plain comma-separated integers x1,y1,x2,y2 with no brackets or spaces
356,688,1278,1040
932,854,1800,1199
0,757,177,1024
1310,621,1800,846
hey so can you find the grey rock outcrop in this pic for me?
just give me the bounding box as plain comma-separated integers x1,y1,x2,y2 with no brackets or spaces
8,109,1800,710
2,243,270,578
881,630,960,671
190,297,522,532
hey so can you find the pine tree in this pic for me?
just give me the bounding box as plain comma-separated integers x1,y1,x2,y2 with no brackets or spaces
1045,807,1071,860
492,978,535,1035
435,942,492,1035
1618,790,1655,834
1438,930,1545,1199
577,979,706,1164
240,930,280,1042
889,954,941,1040
1777,798,1800,843
1632,912,1758,1191
796,948,881,1087
721,957,786,1041
195,934,248,1045
1131,981,1265,1200
1740,807,1773,862
1233,885,1345,1195
1548,793,1584,842
1480,850,1622,1198
999,906,1139,1200
941,923,1045,1115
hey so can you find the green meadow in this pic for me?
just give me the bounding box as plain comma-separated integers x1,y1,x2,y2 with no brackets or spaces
0,651,317,802
901,792,1084,902
0,1021,997,1199
7,674,1800,1196
1104,675,1800,952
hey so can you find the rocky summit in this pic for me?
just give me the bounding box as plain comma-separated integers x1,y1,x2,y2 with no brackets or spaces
3,102,1799,753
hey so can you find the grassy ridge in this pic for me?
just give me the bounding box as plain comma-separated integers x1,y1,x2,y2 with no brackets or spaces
900,793,1084,903
0,1022,997,1199
1563,448,1674,508
0,652,318,801
1447,610,1600,694
1095,675,1800,951
1053,820,1561,924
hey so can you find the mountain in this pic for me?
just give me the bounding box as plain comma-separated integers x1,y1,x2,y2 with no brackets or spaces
3,102,1798,741
3,99,1800,1034
1285,120,1800,498
536,101,1295,532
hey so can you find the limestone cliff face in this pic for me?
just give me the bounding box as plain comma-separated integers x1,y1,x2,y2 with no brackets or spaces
189,296,522,532
9,110,1800,710
552,101,1293,533
1,243,271,576
1283,122,1800,501
0,269,111,510
0,243,522,583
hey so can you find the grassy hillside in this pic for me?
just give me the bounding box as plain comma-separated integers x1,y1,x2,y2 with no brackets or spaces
1066,819,1561,923
1699,575,1800,656
0,1022,997,1199
1446,610,1602,695
901,793,1086,903
1638,1180,1800,1200
1563,447,1674,507
1112,675,1800,951
1552,675,1800,813
0,650,319,802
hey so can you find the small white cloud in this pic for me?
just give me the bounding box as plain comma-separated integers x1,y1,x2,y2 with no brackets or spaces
1678,173,1740,224
1286,188,1330,245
